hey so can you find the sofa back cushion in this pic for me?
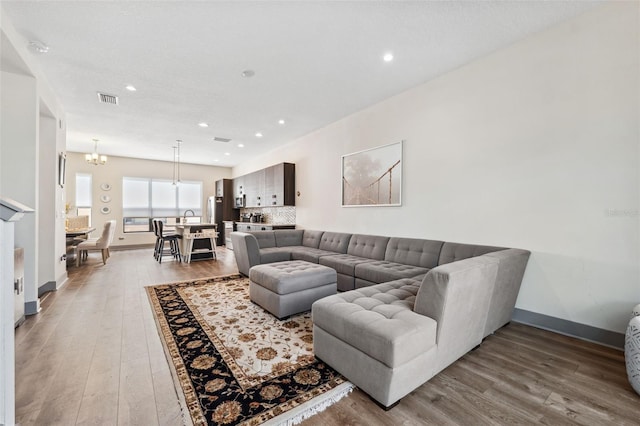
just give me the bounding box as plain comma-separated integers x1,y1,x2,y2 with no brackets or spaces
251,231,276,249
302,230,324,248
318,232,352,254
437,242,505,266
384,237,444,268
275,230,304,247
347,234,390,260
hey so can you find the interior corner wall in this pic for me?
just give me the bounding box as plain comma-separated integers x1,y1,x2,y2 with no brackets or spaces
37,113,59,289
0,70,40,312
233,3,640,335
64,153,232,247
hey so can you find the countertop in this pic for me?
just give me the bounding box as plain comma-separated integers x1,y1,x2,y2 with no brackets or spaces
235,222,296,227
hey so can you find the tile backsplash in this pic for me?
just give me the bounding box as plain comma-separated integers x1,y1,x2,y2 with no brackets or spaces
240,206,296,225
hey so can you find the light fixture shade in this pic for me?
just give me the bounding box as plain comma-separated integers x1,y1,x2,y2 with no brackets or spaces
86,139,107,165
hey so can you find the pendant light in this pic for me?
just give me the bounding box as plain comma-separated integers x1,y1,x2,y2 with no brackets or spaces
85,139,107,165
172,140,182,185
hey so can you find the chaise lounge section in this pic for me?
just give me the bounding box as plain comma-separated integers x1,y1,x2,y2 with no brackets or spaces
230,229,530,407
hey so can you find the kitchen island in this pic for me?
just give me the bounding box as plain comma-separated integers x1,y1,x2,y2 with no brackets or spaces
175,223,218,262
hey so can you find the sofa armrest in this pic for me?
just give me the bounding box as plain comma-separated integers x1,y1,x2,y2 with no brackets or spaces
414,256,499,374
230,232,261,276
482,248,531,337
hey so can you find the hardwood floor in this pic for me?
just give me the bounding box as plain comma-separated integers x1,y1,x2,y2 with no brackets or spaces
14,248,638,425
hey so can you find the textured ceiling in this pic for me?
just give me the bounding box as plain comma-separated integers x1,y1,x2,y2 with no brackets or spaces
2,1,598,167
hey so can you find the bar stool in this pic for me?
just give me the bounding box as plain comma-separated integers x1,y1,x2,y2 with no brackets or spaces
152,220,161,260
156,220,181,263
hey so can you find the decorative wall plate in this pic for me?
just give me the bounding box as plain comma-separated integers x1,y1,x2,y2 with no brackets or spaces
100,194,111,203
100,183,112,191
101,206,111,214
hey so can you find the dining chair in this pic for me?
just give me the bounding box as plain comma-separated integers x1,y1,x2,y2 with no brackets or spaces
156,220,182,263
76,220,116,266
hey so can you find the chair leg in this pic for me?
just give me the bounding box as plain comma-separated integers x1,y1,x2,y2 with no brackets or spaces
174,239,181,262
102,249,108,265
76,246,80,267
158,238,164,263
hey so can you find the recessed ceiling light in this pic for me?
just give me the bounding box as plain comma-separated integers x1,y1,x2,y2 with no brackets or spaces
241,69,255,78
224,152,230,156
278,119,285,125
28,40,49,54
255,132,263,138
238,144,244,148
214,159,220,162
383,53,394,62
125,85,136,91
198,122,208,128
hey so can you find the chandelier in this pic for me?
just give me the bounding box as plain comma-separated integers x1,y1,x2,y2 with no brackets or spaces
85,139,107,165
172,139,182,185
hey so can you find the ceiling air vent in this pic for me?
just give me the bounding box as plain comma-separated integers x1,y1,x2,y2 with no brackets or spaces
213,137,231,143
96,92,119,105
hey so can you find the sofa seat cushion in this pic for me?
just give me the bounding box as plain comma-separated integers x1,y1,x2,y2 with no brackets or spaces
312,281,436,368
319,254,376,276
354,261,430,284
259,247,291,264
250,260,337,295
409,273,427,283
289,247,340,263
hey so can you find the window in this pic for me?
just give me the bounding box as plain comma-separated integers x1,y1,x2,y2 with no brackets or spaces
122,177,203,232
75,173,92,225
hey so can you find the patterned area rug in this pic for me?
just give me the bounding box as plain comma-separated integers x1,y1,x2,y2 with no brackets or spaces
146,274,352,425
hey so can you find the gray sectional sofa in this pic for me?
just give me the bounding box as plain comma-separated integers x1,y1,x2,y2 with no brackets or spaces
230,229,530,407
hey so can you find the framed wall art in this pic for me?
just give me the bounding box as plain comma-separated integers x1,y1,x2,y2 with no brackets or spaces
342,141,403,207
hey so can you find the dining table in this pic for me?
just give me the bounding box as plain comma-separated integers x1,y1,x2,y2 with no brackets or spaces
66,227,96,239
65,227,95,266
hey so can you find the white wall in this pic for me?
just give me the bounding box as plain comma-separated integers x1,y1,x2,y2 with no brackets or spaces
234,3,640,334
65,153,231,247
1,71,39,310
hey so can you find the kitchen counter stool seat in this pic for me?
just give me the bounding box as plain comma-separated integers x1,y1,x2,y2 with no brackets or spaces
154,220,181,263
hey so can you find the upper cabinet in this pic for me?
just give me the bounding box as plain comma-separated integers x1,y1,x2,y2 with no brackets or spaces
244,169,266,208
265,163,295,206
233,175,245,200
234,162,295,208
215,178,233,198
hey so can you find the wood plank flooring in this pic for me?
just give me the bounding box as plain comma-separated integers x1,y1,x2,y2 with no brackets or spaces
14,247,639,425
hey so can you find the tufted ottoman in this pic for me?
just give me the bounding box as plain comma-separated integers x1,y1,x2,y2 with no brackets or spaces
312,279,438,408
249,260,337,319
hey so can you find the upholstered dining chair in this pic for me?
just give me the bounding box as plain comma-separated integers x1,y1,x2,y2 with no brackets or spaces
76,220,116,266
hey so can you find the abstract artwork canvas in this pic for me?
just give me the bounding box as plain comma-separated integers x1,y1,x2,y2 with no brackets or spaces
342,141,402,207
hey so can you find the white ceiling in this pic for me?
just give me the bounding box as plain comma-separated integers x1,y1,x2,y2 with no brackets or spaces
2,1,599,167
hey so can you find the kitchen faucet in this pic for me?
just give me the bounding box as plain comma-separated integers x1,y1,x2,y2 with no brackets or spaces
183,209,195,223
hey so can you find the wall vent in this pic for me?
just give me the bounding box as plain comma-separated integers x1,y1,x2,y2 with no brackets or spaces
213,137,231,143
97,92,119,105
